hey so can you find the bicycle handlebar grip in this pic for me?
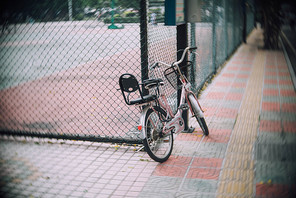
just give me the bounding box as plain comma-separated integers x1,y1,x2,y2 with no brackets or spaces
189,47,197,50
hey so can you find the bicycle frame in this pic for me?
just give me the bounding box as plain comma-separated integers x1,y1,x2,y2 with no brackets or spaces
138,72,204,139
138,47,204,139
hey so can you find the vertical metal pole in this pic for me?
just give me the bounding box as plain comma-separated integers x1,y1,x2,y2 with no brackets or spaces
68,0,73,21
140,0,149,96
212,0,217,71
224,0,229,57
177,23,193,133
242,0,247,43
111,0,115,25
233,0,236,47
190,23,197,92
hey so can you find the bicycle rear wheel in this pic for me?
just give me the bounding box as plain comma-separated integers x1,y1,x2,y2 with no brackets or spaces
143,107,173,163
188,94,209,136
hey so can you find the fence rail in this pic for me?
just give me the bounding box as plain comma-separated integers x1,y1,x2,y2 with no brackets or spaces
0,0,254,143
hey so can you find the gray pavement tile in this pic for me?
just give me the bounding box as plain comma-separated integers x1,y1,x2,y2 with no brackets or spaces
208,117,236,130
195,143,227,158
264,75,278,80
229,87,246,93
138,191,177,198
175,192,216,198
255,142,296,162
180,178,218,193
255,161,296,184
262,95,296,103
279,84,295,90
257,132,296,144
219,103,242,112
260,111,296,121
255,129,296,185
172,140,202,156
261,95,280,102
173,142,227,158
281,96,296,103
232,78,249,83
263,83,294,90
68,191,85,197
141,176,182,191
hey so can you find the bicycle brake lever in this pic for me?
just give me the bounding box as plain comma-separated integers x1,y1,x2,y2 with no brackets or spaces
150,62,159,70
189,46,197,50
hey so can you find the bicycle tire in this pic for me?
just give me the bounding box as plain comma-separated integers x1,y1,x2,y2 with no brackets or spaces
142,107,173,163
188,94,209,136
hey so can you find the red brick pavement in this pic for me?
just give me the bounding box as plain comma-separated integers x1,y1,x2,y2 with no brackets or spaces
259,120,282,132
263,88,279,96
261,102,280,112
153,156,223,180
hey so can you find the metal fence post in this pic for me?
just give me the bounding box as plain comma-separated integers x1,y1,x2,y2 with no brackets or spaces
212,0,217,71
242,0,247,43
224,0,229,57
140,0,149,95
190,23,197,92
177,23,194,133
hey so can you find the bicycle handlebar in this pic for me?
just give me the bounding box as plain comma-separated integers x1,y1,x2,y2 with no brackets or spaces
149,46,197,70
173,47,197,66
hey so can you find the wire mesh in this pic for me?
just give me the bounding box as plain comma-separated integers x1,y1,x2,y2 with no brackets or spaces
0,0,143,143
246,0,255,35
148,62,178,115
0,0,255,143
146,7,178,115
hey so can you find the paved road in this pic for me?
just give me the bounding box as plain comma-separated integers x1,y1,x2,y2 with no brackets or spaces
0,21,140,89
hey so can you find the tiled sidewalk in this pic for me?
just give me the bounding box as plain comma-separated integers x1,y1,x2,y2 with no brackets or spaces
1,29,296,198
139,29,296,197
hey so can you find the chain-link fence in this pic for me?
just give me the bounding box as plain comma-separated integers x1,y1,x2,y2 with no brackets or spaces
0,0,254,143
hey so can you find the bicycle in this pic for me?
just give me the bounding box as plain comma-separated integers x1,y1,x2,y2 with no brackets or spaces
119,47,209,162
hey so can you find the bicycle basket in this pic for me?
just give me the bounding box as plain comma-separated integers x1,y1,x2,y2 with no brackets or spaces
164,61,192,90
164,66,179,90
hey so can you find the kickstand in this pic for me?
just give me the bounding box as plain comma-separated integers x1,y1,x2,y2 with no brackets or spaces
135,145,145,152
182,127,195,133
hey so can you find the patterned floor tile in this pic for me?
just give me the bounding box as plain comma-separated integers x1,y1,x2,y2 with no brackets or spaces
181,179,218,193
280,89,296,97
153,165,187,177
283,121,296,133
259,120,282,132
191,157,223,168
261,101,280,112
263,88,279,96
187,167,221,180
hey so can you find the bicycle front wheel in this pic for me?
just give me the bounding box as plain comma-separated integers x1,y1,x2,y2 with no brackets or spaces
188,94,209,136
143,107,173,163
